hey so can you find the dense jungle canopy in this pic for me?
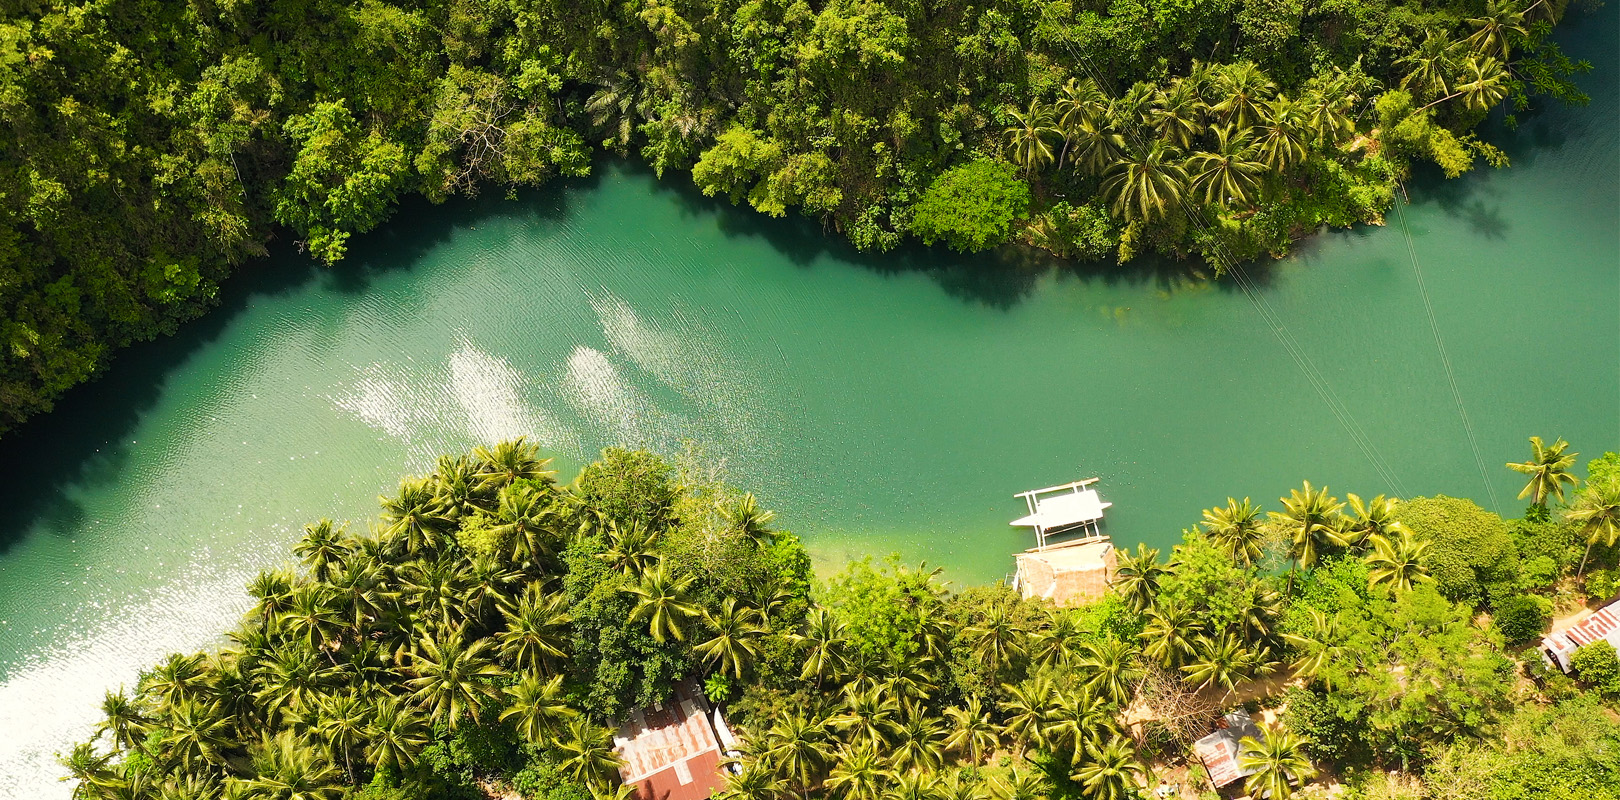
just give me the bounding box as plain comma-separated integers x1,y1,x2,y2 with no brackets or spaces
0,0,1591,433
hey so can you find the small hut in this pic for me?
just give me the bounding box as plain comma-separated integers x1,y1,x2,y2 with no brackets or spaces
1193,710,1265,791
1012,538,1116,607
612,679,734,800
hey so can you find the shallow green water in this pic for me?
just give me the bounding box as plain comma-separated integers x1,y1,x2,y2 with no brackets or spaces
2,8,1617,793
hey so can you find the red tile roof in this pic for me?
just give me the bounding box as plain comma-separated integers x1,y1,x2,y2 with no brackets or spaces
614,680,729,800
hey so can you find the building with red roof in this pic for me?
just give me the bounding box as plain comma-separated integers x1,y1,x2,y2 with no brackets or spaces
613,679,737,800
1541,598,1620,672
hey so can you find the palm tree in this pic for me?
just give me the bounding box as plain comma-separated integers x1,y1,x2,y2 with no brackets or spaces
364,696,428,773
722,493,776,547
431,454,487,519
1180,632,1254,696
1066,115,1127,177
1030,609,1086,671
1043,687,1117,757
1344,493,1407,549
718,760,787,800
824,743,889,800
1298,87,1355,149
232,730,342,800
408,627,504,729
502,672,576,743
597,520,663,580
1101,140,1189,224
1399,31,1464,102
965,596,1027,676
248,568,296,630
696,598,766,679
1239,727,1317,800
763,713,832,792
796,606,850,685
1055,77,1111,168
1254,95,1309,171
999,673,1053,753
885,770,945,800
293,519,350,583
1445,55,1511,112
490,483,562,566
1570,476,1620,574
627,563,699,642
1365,531,1433,591
1188,125,1267,209
1201,496,1266,565
472,437,554,490
1071,738,1145,800
253,645,329,722
993,770,1046,800
160,699,232,773
94,690,148,754
1151,79,1206,149
1268,481,1348,587
1004,99,1060,176
1282,609,1348,688
1075,638,1142,706
1466,0,1528,58
891,710,946,772
499,586,572,675
1212,62,1277,130
559,717,625,789
399,558,474,633
314,691,368,781
834,684,901,750
280,584,345,656
378,477,453,556
1111,544,1164,612
1141,599,1204,668
943,696,1000,764
60,742,119,800
141,653,209,711
1508,436,1580,509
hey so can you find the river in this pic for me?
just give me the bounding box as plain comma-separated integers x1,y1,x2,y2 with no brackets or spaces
1,7,1616,794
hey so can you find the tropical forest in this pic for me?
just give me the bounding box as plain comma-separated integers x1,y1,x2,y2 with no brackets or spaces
56,438,1620,799
0,0,1615,797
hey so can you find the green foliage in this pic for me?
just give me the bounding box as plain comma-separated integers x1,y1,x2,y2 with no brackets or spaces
1028,201,1121,261
1589,453,1620,485
1569,641,1620,697
1492,594,1550,646
909,161,1031,253
577,448,678,529
819,556,946,665
1422,696,1620,800
1399,496,1518,607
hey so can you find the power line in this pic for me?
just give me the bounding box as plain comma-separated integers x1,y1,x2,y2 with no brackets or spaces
1060,48,1411,497
1392,192,1500,512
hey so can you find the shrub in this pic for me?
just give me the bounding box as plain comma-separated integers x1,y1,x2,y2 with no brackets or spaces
1569,641,1620,697
1518,556,1560,593
1585,569,1615,602
1493,595,1550,646
910,160,1031,252
577,447,678,529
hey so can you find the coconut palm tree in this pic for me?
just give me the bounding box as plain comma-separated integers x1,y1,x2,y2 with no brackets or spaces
1254,95,1310,171
1141,599,1204,668
502,673,576,743
885,770,944,800
1399,31,1464,102
999,673,1053,753
1004,99,1060,176
1067,116,1127,177
1075,638,1142,706
1071,738,1145,800
627,563,699,642
281,584,345,656
1298,86,1355,149
559,717,625,789
993,770,1045,800
379,477,453,556
94,690,148,754
696,598,766,679
1508,436,1580,509
1055,77,1111,168
141,653,210,711
1201,497,1267,565
891,710,946,772
408,627,504,729
1188,125,1267,209
764,713,832,791
835,684,901,750
400,558,474,633
1239,727,1317,800
1365,531,1433,591
1043,687,1117,757
254,645,329,722
500,586,572,675
1344,493,1407,549
1446,55,1511,112
490,483,562,566
1212,62,1277,130
824,742,889,800
723,493,776,547
61,742,119,800
1466,0,1528,58
364,696,428,773
430,454,487,519
472,437,553,491
718,760,787,800
1570,476,1620,574
1180,632,1254,696
944,696,1000,764
965,596,1027,677
1101,140,1189,224
160,699,232,773
1269,481,1348,587
294,519,350,583
248,568,296,631
1112,544,1164,612
314,691,368,782
1151,79,1206,150
796,606,850,685
230,730,342,800
1030,609,1086,671
598,520,663,580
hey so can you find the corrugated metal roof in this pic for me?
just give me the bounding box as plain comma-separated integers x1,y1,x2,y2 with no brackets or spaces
1193,711,1264,788
1541,599,1620,672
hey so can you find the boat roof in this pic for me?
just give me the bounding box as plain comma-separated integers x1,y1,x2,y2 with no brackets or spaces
1010,488,1112,529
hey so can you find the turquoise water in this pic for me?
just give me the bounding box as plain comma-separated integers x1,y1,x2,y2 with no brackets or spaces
0,7,1615,793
